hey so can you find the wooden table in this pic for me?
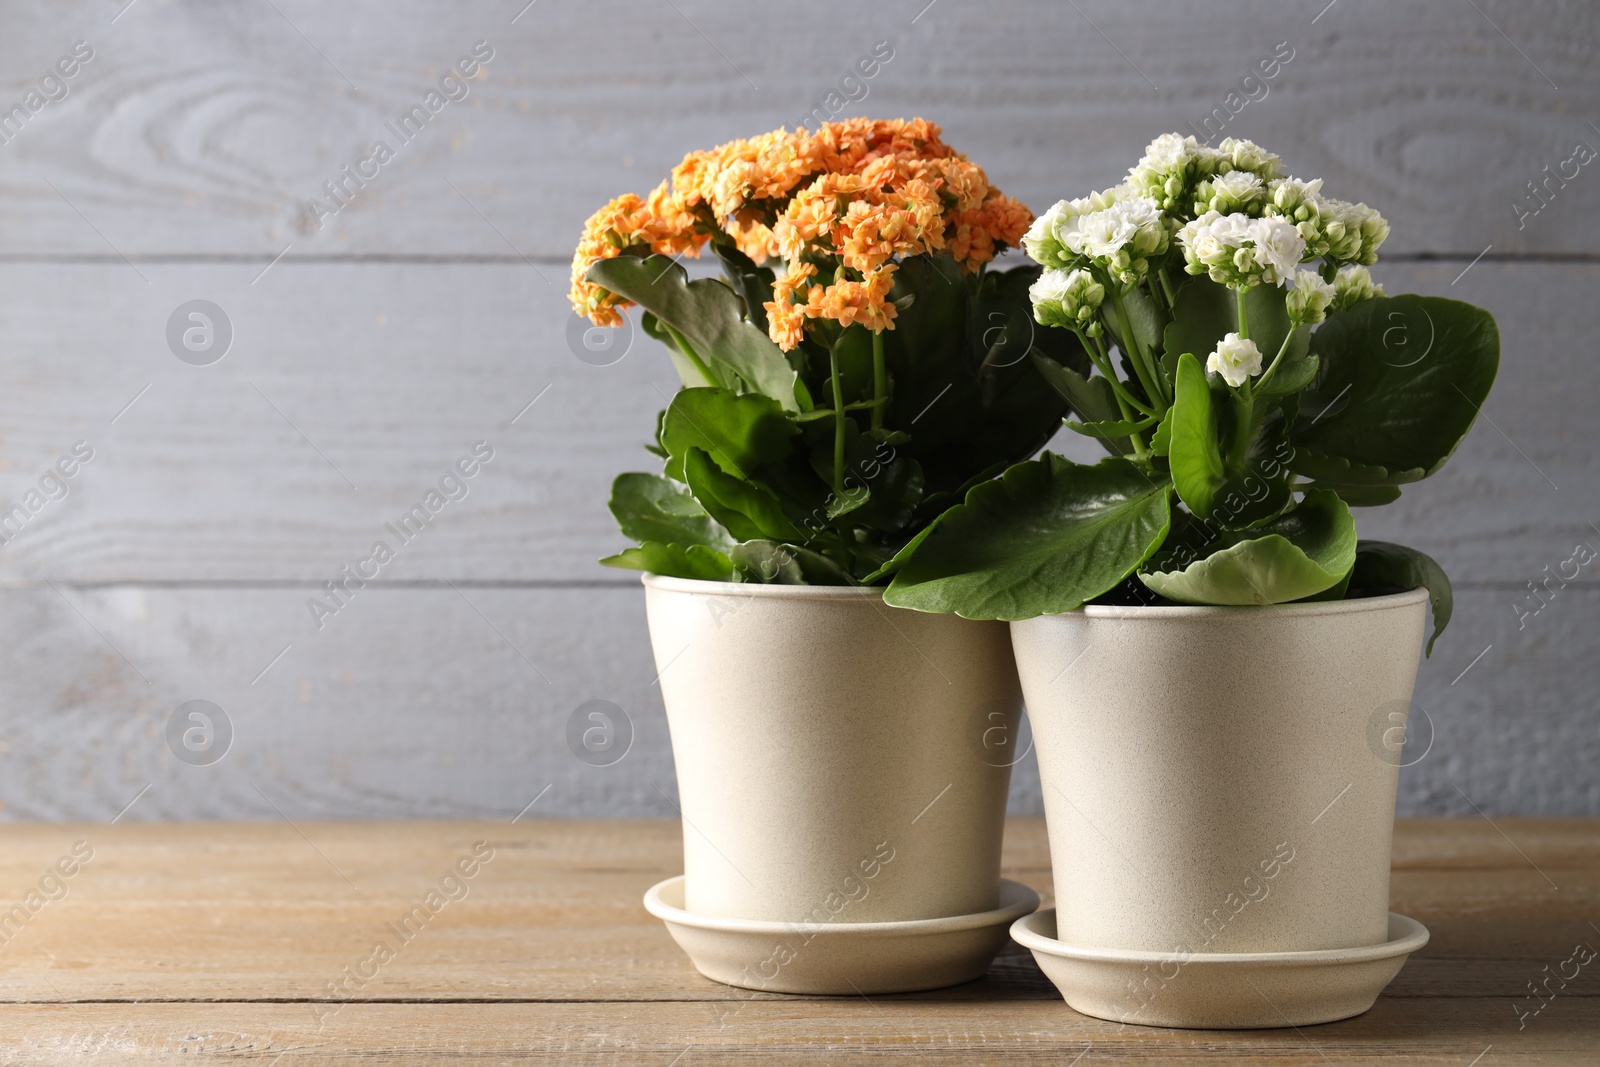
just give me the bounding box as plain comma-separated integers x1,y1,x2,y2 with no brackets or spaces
0,818,1593,1064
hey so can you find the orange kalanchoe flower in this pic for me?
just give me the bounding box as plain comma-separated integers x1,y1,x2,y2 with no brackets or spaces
568,119,1034,349
810,266,899,333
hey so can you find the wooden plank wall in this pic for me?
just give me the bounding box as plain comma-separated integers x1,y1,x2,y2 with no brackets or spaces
0,0,1593,821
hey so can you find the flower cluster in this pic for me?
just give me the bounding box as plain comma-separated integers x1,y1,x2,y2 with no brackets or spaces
1029,268,1106,335
1024,132,1393,393
1285,270,1336,326
1022,189,1169,286
1331,264,1385,312
1178,211,1306,288
569,119,1032,348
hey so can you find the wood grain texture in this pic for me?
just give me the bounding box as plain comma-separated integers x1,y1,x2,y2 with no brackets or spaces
0,818,1593,1063
0,0,1593,258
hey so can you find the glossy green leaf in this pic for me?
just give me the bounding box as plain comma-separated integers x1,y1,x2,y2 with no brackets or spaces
1168,352,1227,517
884,455,1173,620
588,254,800,410
608,472,732,551
684,447,802,543
1118,285,1168,366
1149,405,1175,456
1208,399,1298,528
661,388,798,483
1160,276,1306,386
600,541,733,582
1031,353,1120,422
1350,540,1453,655
1307,482,1403,507
709,242,777,336
731,541,855,585
1138,488,1357,605
1066,415,1159,440
640,309,720,390
878,256,1078,492
1292,295,1499,485
1256,346,1317,396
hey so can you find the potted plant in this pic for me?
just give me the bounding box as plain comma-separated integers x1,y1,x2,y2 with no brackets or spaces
572,119,1063,992
883,133,1499,1026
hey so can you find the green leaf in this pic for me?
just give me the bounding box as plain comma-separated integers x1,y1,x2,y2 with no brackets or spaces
683,447,802,543
842,443,924,534
1031,353,1120,422
1306,482,1403,507
1138,488,1357,605
710,242,777,335
1030,354,1140,457
1159,277,1229,382
661,388,798,483
1160,277,1304,386
1257,345,1317,397
884,455,1173,620
858,522,939,585
1350,540,1453,656
1208,399,1298,528
608,472,732,551
1168,352,1227,517
600,541,733,582
1120,284,1168,361
1066,415,1158,440
878,256,1078,492
1149,405,1175,456
640,310,720,390
588,254,800,410
1292,295,1499,485
731,541,855,585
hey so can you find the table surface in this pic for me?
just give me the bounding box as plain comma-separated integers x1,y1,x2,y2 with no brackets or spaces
0,817,1593,1064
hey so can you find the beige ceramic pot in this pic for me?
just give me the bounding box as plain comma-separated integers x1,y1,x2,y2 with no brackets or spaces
1009,589,1430,1026
642,575,1024,934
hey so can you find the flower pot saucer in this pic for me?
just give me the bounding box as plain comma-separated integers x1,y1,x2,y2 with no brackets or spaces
644,876,1040,995
1010,909,1429,1029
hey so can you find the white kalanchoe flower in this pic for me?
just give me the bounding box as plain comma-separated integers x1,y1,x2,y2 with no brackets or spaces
1143,132,1191,170
1066,208,1137,259
1179,211,1303,288
1126,132,1207,213
1216,136,1282,180
1030,267,1106,335
1285,270,1337,326
1318,199,1390,266
1267,176,1324,221
1194,169,1265,216
1179,210,1248,285
1208,332,1264,387
1023,199,1075,270
1022,187,1127,271
1249,216,1307,286
1060,195,1169,286
1330,264,1386,312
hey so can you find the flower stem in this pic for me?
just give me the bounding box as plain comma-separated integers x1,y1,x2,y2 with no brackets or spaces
1111,287,1169,409
1229,379,1255,469
1078,330,1150,458
870,329,887,432
1158,265,1178,308
1235,287,1250,341
828,346,847,495
1254,327,1300,393
662,322,718,387
1083,332,1158,418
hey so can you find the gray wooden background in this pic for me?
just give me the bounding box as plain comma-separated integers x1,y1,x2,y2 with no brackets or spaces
0,0,1593,822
